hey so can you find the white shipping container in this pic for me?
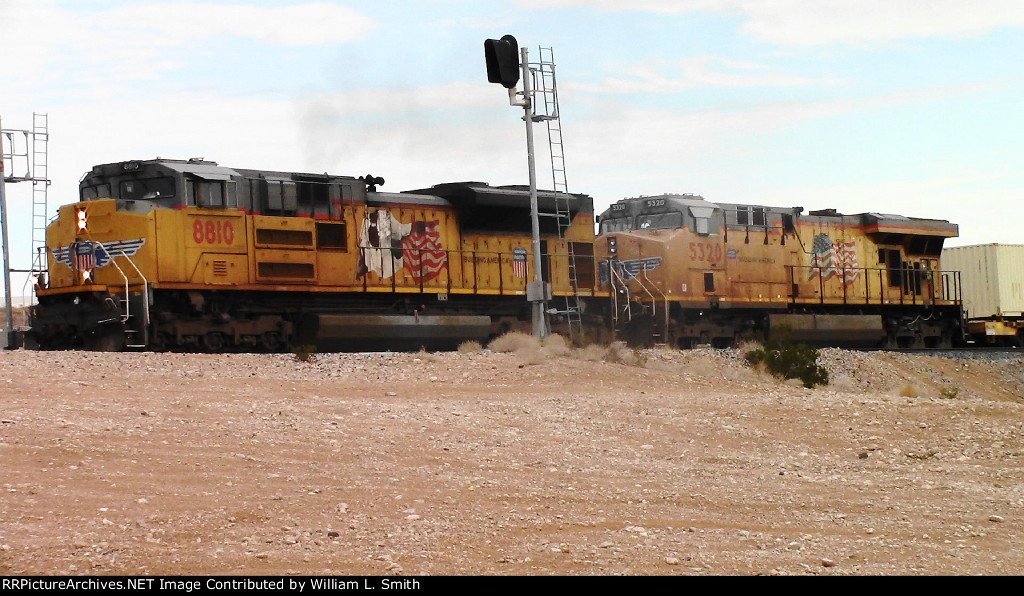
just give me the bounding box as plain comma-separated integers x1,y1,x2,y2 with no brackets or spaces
941,244,1024,319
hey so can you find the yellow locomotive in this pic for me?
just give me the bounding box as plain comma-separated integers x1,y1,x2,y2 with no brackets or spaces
596,194,964,348
30,158,598,351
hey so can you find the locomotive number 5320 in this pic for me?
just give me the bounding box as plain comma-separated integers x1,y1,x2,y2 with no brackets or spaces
192,219,236,245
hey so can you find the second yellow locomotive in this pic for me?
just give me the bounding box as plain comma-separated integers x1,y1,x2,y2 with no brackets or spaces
597,194,964,348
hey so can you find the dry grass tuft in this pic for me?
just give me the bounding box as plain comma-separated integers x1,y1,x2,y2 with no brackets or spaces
457,340,483,354
488,331,540,354
569,341,647,367
573,344,608,362
899,383,919,398
541,333,571,357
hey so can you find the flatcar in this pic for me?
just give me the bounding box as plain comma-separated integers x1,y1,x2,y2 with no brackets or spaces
595,193,965,348
28,158,599,351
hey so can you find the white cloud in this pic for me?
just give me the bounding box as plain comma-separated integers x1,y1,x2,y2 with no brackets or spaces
299,82,498,115
514,0,1024,46
570,55,844,94
0,1,375,106
102,1,375,47
740,0,1024,47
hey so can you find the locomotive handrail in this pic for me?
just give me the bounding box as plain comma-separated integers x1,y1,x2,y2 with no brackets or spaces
637,265,669,344
607,260,630,325
90,240,149,331
788,264,963,306
353,244,587,296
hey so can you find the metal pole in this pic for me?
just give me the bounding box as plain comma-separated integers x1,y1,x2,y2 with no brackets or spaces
0,116,15,349
521,47,547,338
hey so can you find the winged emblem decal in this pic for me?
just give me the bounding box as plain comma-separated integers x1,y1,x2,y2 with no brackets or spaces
52,239,146,270
599,256,663,283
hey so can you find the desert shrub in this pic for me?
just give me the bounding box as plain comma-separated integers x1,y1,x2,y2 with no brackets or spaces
292,344,317,363
899,383,919,398
541,333,571,357
603,341,632,364
517,345,548,366
488,331,540,353
744,330,828,388
574,344,608,362
939,386,960,399
457,340,483,353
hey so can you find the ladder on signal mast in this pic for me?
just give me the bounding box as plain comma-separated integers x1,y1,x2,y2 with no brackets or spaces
28,113,50,298
531,47,584,342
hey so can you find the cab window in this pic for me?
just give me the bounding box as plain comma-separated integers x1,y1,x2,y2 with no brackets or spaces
119,177,175,202
635,212,682,230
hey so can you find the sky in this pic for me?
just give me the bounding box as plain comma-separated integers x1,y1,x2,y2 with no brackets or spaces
2,0,1022,300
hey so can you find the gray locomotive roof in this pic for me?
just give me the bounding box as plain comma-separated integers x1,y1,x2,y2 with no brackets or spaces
368,191,453,207
159,161,240,180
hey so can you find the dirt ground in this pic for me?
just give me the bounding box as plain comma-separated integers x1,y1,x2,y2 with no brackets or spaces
1,342,1022,576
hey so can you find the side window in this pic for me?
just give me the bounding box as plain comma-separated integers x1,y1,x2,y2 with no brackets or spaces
752,207,766,227
192,181,225,208
225,181,237,208
736,206,766,227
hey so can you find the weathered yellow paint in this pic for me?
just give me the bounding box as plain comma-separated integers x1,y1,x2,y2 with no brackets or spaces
40,200,595,301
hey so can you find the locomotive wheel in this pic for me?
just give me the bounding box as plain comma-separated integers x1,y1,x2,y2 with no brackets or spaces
150,331,168,352
260,331,283,352
92,324,126,352
202,331,226,352
621,315,656,348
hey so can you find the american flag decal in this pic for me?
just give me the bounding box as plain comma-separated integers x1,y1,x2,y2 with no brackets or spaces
401,221,447,283
512,247,528,279
808,234,859,285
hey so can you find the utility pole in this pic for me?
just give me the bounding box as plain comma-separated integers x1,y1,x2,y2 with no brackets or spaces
0,116,14,348
484,34,549,338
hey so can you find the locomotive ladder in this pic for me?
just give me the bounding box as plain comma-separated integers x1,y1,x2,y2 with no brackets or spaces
91,240,150,349
532,46,584,342
608,261,669,346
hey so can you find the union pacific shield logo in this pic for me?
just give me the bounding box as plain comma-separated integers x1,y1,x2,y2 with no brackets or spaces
52,239,146,270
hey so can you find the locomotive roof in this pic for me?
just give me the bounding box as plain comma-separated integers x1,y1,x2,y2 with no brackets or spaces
406,181,594,215
368,191,453,207
86,158,365,184
160,161,239,180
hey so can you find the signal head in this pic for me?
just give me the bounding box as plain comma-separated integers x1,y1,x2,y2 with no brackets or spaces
484,35,520,89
